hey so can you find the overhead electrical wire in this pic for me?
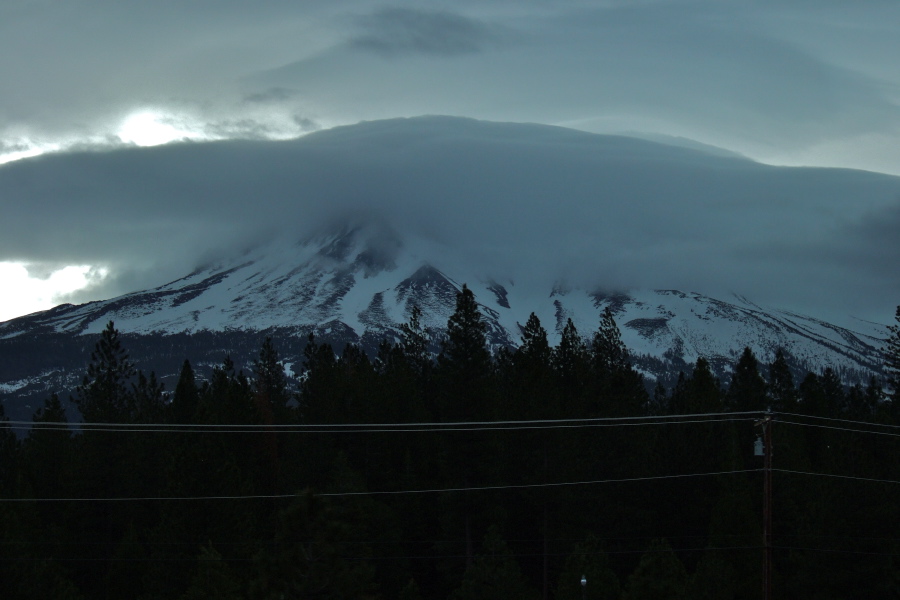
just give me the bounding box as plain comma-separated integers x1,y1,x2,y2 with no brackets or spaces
7,409,900,439
0,467,762,503
775,411,900,429
9,416,757,434
4,410,897,503
4,410,761,434
9,410,898,435
775,418,900,438
773,468,900,486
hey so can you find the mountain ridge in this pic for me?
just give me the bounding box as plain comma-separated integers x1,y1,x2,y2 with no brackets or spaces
0,222,887,423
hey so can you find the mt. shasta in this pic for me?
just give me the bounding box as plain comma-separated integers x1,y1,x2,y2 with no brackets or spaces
0,117,896,417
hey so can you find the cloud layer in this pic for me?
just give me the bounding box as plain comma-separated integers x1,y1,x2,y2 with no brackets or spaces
1,116,898,327
1,1,899,172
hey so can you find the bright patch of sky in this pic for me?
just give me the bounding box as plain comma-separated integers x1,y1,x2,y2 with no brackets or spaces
0,145,50,166
117,110,206,147
0,263,107,322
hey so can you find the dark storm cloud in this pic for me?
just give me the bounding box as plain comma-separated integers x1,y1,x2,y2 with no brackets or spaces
349,7,510,57
1,117,898,325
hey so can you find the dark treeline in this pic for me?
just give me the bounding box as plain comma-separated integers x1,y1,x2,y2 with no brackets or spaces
1,288,899,599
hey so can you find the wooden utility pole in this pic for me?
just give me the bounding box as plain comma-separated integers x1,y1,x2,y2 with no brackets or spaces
756,412,773,600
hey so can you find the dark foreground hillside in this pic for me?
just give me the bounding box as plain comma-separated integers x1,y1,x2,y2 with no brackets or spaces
1,290,898,599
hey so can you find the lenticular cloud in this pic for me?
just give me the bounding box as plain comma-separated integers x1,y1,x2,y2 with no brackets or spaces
1,116,899,325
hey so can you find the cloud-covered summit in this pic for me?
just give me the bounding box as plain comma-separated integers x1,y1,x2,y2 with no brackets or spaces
1,116,898,327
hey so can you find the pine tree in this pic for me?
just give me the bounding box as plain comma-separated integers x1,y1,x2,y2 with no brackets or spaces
555,535,620,600
437,284,496,569
398,578,424,600
510,313,554,417
449,527,539,600
181,543,243,600
439,284,492,412
298,334,339,424
590,306,648,417
200,356,253,425
592,307,629,375
400,304,432,375
438,283,494,423
69,323,142,596
103,523,149,599
650,378,668,415
768,349,797,412
251,491,378,599
132,369,166,424
657,358,725,551
253,336,290,415
127,370,168,527
74,321,136,423
519,313,552,369
252,337,291,493
507,313,558,597
686,549,737,600
686,357,724,414
705,464,762,600
727,347,767,413
820,367,845,416
668,371,689,414
171,359,200,424
553,318,590,415
798,371,825,416
397,304,436,421
844,381,876,420
22,395,73,501
0,496,83,600
622,538,688,600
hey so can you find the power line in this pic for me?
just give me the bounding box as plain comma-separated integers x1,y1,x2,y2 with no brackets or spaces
773,468,900,486
775,418,900,438
6,410,761,433
10,411,894,433
13,416,756,434
775,411,900,430
1,468,761,503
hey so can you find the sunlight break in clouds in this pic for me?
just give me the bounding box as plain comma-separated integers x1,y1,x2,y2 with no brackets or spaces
0,263,107,322
117,110,207,147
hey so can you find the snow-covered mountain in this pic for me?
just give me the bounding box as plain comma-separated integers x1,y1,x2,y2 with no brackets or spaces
0,220,887,421
1,116,895,419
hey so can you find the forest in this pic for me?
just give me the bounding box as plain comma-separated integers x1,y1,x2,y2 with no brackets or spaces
1,286,899,600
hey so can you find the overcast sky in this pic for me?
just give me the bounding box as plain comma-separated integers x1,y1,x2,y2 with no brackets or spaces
1,0,899,326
